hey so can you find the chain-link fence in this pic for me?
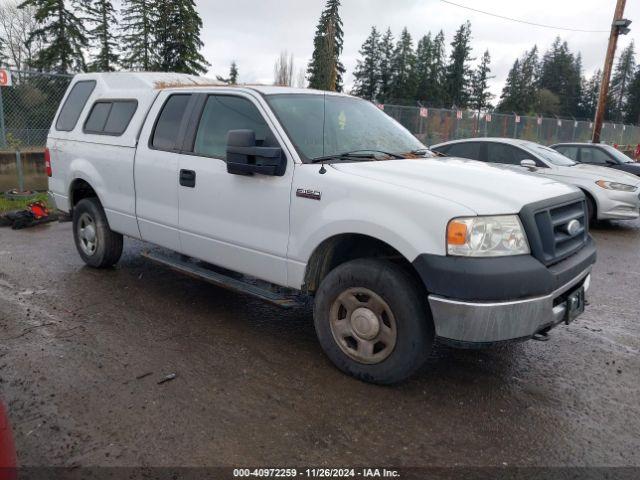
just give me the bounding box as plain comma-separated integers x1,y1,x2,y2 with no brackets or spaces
383,105,640,148
0,70,72,151
1,70,639,150
1,70,640,193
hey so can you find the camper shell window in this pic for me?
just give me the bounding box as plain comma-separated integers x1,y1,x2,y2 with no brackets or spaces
55,81,97,132
83,100,138,136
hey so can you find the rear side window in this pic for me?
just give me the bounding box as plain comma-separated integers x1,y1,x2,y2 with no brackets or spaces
446,142,482,160
84,100,138,135
152,94,191,151
56,81,96,131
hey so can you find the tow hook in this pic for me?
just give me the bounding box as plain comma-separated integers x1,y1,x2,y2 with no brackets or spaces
532,329,551,342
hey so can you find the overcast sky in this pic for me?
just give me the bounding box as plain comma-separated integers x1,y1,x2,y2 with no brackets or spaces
197,0,639,99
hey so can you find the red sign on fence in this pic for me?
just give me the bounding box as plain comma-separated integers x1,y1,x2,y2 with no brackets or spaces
376,103,384,110
456,110,463,120
419,107,428,118
485,114,492,122
515,115,521,124
0,69,12,87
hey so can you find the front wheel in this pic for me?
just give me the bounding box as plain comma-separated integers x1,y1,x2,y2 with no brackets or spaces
73,198,123,268
314,259,434,384
585,195,597,225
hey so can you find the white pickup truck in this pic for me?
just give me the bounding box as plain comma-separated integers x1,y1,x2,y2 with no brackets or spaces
47,73,597,384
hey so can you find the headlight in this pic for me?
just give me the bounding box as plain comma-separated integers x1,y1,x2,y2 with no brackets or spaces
447,215,530,257
596,180,637,192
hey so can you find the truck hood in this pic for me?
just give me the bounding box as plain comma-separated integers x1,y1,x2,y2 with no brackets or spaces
332,157,577,215
548,163,640,186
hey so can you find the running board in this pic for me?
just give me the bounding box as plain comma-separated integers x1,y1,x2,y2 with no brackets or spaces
141,250,303,309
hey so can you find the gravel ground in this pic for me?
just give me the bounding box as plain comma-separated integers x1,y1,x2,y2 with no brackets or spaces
0,220,639,470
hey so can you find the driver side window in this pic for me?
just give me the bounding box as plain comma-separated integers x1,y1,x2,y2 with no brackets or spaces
193,95,278,160
580,147,611,165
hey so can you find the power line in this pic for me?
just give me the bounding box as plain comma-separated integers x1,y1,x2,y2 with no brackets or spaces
440,0,610,33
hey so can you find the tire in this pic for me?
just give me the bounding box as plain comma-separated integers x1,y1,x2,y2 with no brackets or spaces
585,195,596,226
72,198,123,268
313,258,434,385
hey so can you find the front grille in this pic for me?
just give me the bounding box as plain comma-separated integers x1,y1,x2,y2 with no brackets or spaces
532,199,588,266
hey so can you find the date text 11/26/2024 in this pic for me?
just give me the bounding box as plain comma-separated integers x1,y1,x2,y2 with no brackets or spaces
232,468,400,478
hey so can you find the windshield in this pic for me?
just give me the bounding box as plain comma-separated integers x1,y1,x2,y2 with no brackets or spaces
602,144,634,164
266,94,428,162
527,144,576,167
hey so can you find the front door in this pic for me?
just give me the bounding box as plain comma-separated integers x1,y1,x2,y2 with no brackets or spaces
177,92,293,286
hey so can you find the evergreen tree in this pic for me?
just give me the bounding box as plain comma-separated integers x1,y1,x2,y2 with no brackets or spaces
624,67,640,124
578,69,601,119
389,27,416,102
538,37,582,116
470,50,493,112
445,21,473,107
519,46,539,111
377,28,394,103
120,0,158,71
19,0,88,72
155,0,209,75
307,0,345,92
217,61,239,85
427,30,447,106
352,26,381,100
414,33,433,102
609,41,636,122
498,59,521,112
87,0,118,71
497,46,539,113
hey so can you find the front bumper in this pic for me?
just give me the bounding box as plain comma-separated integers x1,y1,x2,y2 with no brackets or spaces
428,268,591,345
597,189,640,220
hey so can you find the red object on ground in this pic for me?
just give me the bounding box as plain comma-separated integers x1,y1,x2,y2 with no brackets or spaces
0,402,17,479
27,201,49,220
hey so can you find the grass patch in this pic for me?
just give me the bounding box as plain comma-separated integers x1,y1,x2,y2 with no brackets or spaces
0,192,50,214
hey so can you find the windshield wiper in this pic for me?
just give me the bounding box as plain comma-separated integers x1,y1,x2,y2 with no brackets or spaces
310,149,405,164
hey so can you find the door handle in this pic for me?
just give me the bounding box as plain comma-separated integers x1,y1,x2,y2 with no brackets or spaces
179,169,196,188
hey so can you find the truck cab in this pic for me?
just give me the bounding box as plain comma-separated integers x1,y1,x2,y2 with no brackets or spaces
47,73,597,384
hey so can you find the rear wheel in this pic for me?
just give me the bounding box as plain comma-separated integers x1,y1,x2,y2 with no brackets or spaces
314,258,434,384
73,198,123,268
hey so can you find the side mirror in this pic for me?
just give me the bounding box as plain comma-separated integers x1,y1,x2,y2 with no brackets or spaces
226,129,286,176
520,159,537,170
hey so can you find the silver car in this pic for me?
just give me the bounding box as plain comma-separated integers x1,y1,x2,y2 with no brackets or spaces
431,138,640,221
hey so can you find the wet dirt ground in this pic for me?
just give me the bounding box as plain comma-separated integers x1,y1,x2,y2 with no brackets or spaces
0,220,638,469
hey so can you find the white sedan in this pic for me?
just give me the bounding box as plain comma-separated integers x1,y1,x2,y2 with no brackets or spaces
431,138,640,222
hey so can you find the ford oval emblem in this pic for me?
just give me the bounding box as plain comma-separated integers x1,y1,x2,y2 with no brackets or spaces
565,219,581,237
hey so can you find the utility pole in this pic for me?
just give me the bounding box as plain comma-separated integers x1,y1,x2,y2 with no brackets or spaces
592,0,631,143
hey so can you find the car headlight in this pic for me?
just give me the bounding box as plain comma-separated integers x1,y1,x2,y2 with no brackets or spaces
596,180,637,192
447,215,530,257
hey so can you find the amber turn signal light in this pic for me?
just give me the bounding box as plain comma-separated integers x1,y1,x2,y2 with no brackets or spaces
447,220,468,246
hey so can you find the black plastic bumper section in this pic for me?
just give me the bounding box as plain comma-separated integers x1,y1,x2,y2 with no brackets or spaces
412,236,597,302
